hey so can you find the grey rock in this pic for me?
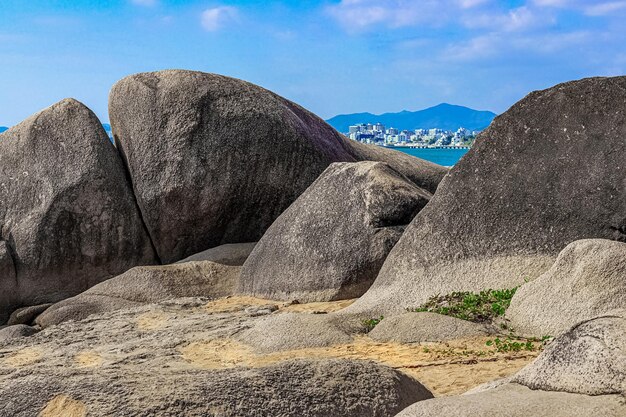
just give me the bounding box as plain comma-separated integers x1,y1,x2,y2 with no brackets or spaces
36,261,240,327
244,305,278,317
109,70,447,263
237,313,355,353
0,301,432,417
507,239,626,337
513,315,626,396
0,242,17,323
0,99,157,323
240,161,431,302
368,312,492,344
396,383,625,417
0,324,38,341
177,242,257,266
7,303,53,326
0,358,432,417
350,76,626,315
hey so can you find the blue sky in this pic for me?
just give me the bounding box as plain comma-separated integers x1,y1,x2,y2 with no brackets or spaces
1,0,625,126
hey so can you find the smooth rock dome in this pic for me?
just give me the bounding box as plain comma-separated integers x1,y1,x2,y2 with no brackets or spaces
0,99,157,323
506,239,626,337
350,76,626,315
109,70,447,263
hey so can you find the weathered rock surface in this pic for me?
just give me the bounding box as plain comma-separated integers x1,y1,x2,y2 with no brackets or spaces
0,358,431,417
0,324,38,342
177,242,257,266
0,242,16,323
513,315,626,396
109,70,447,263
0,300,432,417
240,162,431,302
507,239,626,336
396,383,625,417
237,313,355,353
36,261,240,328
7,303,52,326
368,312,492,344
0,99,157,323
351,76,626,315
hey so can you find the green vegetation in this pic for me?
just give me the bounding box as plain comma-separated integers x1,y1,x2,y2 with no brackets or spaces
362,316,384,333
407,288,518,323
486,335,553,353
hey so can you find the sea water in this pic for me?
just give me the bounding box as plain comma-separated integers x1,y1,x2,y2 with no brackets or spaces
391,147,469,167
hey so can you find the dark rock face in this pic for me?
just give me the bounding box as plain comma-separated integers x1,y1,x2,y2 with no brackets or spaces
36,261,240,328
0,242,17,323
0,324,38,342
240,161,431,302
0,99,158,323
7,303,52,326
109,70,447,263
351,76,626,315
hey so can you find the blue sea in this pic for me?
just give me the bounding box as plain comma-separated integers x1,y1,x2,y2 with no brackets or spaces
390,147,469,167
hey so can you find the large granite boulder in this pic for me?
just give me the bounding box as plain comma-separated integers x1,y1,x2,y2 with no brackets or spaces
0,99,157,323
0,358,432,417
350,76,626,315
109,70,447,263
36,261,240,328
240,161,431,302
507,239,626,337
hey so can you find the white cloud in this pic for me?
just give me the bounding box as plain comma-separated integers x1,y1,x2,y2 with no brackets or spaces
131,0,157,6
464,6,553,32
458,0,491,8
326,0,456,32
201,6,239,32
533,0,626,15
584,1,626,15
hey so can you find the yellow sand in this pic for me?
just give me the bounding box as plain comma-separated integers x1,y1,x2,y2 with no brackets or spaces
4,347,42,367
74,351,103,368
135,311,169,330
38,395,87,417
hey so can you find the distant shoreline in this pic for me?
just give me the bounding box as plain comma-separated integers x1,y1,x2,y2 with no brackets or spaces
382,144,471,150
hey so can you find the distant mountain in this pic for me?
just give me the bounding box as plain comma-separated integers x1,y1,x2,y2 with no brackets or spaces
326,103,497,133
0,126,8,133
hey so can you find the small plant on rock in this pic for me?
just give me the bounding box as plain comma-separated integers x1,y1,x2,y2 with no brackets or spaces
362,316,384,333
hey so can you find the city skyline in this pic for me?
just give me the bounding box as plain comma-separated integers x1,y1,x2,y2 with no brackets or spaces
1,1,626,126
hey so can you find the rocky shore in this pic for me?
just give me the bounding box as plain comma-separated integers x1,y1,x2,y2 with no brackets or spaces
0,71,625,416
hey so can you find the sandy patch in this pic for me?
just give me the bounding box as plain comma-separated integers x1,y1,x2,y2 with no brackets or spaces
136,311,169,330
74,351,103,368
180,339,256,368
180,336,538,396
282,299,356,313
38,395,86,417
4,347,42,367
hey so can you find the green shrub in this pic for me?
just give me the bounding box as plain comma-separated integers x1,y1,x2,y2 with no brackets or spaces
407,288,518,323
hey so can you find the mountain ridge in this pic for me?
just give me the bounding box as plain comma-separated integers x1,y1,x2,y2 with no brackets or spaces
326,103,497,133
